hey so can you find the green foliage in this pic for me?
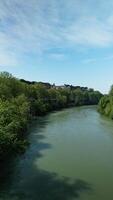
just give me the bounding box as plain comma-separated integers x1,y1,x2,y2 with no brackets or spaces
0,94,30,160
0,71,102,160
109,85,113,96
98,88,113,119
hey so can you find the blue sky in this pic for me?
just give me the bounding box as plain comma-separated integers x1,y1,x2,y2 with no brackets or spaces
0,0,113,93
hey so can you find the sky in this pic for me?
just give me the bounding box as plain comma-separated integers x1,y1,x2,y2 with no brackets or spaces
0,0,113,93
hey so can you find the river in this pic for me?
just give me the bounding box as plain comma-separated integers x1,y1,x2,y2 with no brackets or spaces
0,106,113,200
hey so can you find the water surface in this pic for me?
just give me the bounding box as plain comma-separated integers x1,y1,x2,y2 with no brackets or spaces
0,106,113,200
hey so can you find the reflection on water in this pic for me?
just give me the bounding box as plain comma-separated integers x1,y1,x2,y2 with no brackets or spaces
0,106,113,200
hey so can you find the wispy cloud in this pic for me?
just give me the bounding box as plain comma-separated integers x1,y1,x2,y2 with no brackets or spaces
82,54,113,64
82,58,97,64
1,0,113,67
64,17,113,47
48,52,65,60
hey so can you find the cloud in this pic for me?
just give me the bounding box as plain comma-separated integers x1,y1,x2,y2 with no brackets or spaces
0,51,19,67
48,52,65,60
63,17,113,47
82,58,97,64
82,54,113,64
0,0,113,67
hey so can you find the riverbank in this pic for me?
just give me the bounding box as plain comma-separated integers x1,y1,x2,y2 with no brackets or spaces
0,72,102,161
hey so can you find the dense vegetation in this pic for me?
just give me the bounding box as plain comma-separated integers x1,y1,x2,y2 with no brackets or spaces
0,72,102,160
98,85,113,119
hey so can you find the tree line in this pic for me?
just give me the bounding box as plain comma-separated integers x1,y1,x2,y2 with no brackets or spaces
98,85,113,119
0,72,102,160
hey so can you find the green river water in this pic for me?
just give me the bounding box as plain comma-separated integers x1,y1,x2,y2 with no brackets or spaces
0,106,113,200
